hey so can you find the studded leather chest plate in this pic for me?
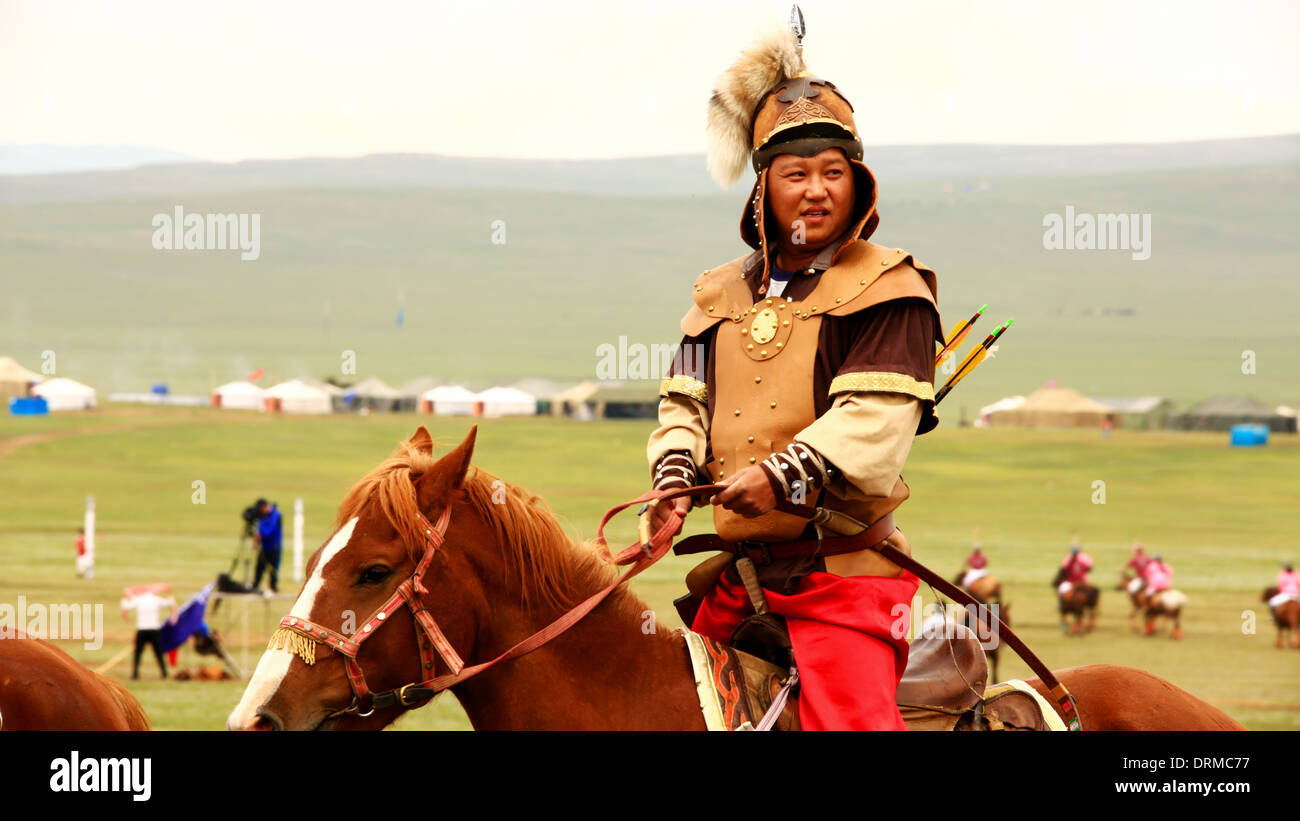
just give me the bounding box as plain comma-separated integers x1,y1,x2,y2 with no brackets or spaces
682,240,938,544
708,296,822,541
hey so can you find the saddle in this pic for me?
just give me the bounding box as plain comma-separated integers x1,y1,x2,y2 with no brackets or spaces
681,621,1064,731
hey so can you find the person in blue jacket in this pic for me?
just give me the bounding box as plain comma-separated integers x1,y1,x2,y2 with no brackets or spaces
252,499,283,593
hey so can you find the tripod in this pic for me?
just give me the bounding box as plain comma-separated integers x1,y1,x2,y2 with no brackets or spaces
229,530,255,587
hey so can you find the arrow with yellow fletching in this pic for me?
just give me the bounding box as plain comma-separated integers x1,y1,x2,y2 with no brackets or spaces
935,318,1014,405
935,303,988,368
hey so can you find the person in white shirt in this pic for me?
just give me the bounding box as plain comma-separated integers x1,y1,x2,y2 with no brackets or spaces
121,587,176,680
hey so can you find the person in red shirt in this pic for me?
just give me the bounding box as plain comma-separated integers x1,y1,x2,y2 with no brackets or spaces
1122,542,1150,595
960,545,988,590
74,527,93,579
1057,545,1093,595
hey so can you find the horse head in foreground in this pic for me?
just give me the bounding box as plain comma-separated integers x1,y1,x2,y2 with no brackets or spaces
228,425,687,730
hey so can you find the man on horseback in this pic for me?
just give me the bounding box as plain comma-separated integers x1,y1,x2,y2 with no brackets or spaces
1140,555,1185,639
1122,542,1150,597
959,545,988,590
1057,545,1093,596
1142,554,1172,600
1269,561,1300,611
645,18,943,730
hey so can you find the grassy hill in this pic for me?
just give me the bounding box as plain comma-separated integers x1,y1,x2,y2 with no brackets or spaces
2,134,1295,202
2,157,1297,415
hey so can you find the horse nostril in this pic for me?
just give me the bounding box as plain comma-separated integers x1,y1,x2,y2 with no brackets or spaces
250,709,283,731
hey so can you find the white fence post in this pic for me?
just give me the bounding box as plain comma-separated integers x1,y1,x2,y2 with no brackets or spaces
293,497,305,583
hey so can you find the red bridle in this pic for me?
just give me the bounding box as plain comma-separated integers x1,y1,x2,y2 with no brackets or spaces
270,488,689,719
273,505,463,717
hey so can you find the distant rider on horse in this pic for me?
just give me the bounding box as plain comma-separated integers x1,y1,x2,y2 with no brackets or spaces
1269,561,1299,611
1057,544,1093,596
1142,554,1173,601
1122,542,1150,596
959,544,987,590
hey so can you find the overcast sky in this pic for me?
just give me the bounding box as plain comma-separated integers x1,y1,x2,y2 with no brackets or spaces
2,0,1296,162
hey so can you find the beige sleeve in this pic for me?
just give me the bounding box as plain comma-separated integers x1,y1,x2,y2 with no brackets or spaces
794,392,922,499
645,394,711,475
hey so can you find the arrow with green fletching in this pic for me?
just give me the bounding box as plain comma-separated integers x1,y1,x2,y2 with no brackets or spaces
935,318,1014,405
935,303,988,368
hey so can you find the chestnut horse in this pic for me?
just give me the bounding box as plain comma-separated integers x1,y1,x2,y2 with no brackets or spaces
1053,568,1098,635
0,635,151,730
229,427,1243,731
1263,587,1300,648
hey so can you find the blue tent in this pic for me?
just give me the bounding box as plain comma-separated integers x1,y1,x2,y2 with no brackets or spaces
9,396,48,416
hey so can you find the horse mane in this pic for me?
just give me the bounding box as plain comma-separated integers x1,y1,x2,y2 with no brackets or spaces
99,674,151,730
334,438,617,612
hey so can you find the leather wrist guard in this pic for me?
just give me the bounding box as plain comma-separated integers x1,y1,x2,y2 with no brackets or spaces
653,450,698,492
759,441,836,503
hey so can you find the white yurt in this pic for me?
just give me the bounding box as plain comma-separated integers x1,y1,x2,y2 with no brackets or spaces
478,386,537,418
396,377,440,412
263,379,333,414
0,356,43,404
975,395,1026,428
212,380,266,410
349,377,402,411
420,385,480,416
32,377,97,411
300,378,346,397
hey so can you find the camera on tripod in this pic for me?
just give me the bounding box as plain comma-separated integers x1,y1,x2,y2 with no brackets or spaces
241,499,264,538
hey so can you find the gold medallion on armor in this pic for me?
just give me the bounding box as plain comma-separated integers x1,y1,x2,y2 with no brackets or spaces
738,299,796,362
750,307,779,343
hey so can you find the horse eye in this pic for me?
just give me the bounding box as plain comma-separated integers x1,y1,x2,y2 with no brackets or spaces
358,565,392,585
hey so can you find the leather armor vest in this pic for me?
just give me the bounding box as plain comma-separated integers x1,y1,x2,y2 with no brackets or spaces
682,240,937,543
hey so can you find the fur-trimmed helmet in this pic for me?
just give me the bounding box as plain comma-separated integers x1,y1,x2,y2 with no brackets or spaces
704,8,877,290
705,14,863,187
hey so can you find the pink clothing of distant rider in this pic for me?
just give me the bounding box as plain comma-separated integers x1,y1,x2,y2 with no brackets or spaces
1143,561,1172,595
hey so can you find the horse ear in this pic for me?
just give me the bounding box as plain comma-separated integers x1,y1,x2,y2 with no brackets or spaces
408,426,434,454
415,426,478,514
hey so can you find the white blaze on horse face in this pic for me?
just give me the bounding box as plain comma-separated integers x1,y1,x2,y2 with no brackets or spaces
228,517,358,729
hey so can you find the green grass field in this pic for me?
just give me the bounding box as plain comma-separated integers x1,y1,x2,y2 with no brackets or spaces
1,405,1296,730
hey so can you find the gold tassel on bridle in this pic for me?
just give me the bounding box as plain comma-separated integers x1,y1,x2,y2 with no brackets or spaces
268,628,319,666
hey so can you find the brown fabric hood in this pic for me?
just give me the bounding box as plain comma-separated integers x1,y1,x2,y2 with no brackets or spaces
738,154,881,296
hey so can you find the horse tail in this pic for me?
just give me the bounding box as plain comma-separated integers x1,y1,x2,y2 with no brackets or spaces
99,674,151,731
